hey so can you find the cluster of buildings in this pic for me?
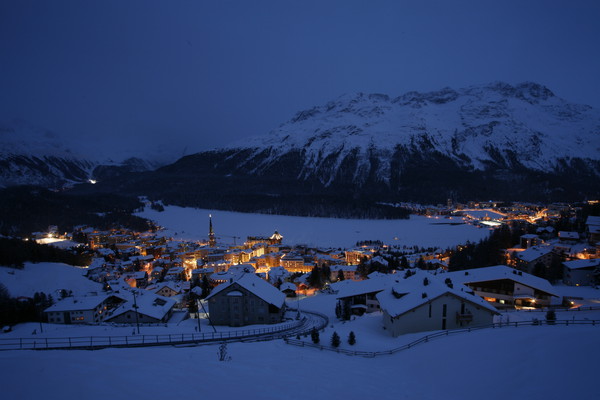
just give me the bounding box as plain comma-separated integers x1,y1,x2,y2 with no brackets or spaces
37,208,600,336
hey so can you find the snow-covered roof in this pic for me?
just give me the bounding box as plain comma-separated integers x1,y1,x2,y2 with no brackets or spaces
280,282,296,292
536,226,554,233
335,274,397,299
563,258,600,271
586,216,600,226
445,265,558,296
206,273,285,307
106,291,176,321
370,256,389,266
558,231,579,240
45,294,124,313
330,265,358,272
516,245,553,262
154,282,182,294
376,270,498,318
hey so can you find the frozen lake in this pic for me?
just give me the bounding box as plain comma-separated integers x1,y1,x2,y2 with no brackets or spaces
137,206,491,249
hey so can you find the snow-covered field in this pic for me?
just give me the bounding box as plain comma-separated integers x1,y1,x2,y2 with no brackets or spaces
0,262,101,298
1,324,597,400
137,206,491,249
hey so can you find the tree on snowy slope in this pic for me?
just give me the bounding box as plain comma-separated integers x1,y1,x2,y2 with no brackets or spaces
331,332,341,348
348,331,356,346
311,327,320,344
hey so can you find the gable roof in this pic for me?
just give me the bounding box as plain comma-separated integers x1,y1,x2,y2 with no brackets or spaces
106,291,176,321
515,245,553,262
445,265,558,296
563,258,600,271
45,294,125,313
334,274,396,299
206,273,285,307
376,270,498,318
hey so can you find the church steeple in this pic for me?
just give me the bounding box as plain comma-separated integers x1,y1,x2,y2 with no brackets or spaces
208,214,216,247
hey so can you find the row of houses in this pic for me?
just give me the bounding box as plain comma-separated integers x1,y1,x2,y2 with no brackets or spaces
45,291,177,325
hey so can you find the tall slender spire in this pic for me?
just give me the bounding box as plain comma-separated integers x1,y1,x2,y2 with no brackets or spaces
208,214,216,247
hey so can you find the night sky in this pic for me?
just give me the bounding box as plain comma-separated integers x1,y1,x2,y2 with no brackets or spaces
1,1,599,160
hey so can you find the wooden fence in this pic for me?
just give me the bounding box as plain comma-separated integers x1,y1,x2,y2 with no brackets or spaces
284,319,600,358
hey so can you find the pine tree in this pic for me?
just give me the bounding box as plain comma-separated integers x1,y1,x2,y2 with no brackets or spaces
310,327,320,344
331,331,340,348
307,266,323,288
201,275,212,298
342,301,352,321
348,331,356,346
335,302,342,319
400,256,410,269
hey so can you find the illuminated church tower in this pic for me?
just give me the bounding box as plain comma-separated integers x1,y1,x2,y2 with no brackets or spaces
208,214,216,247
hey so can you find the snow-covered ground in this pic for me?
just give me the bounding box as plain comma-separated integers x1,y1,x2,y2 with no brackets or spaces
137,206,491,249
0,262,101,298
1,324,597,400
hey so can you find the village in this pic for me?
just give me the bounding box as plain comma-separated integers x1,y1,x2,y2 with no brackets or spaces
5,199,596,343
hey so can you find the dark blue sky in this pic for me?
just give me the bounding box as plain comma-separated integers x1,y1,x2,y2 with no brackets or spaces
1,1,599,160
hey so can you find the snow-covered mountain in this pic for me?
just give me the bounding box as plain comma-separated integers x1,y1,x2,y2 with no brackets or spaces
0,120,161,188
226,81,599,186
154,81,599,205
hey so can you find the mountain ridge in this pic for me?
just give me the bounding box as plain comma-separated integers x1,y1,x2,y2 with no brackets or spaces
220,81,599,190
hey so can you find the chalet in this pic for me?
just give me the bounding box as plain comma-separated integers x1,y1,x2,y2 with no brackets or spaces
206,273,286,326
586,216,600,246
329,265,358,281
191,267,214,282
122,271,148,288
104,292,176,324
280,282,297,297
154,282,182,297
45,294,125,324
376,271,498,336
165,266,186,281
520,234,542,249
445,265,558,308
558,231,580,244
267,266,290,284
334,274,394,315
563,259,600,286
513,245,554,274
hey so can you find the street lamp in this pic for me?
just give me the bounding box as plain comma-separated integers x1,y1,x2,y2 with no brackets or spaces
132,290,140,335
196,298,201,332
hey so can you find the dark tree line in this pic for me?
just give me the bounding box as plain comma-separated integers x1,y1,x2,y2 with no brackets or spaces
448,224,526,271
0,185,154,237
0,286,54,326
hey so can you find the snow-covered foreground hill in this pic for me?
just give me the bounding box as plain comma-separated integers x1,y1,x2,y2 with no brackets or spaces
0,262,101,298
1,325,597,400
138,206,490,249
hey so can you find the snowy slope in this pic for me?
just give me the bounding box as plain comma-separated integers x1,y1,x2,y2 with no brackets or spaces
0,325,598,400
225,82,600,186
0,262,101,298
